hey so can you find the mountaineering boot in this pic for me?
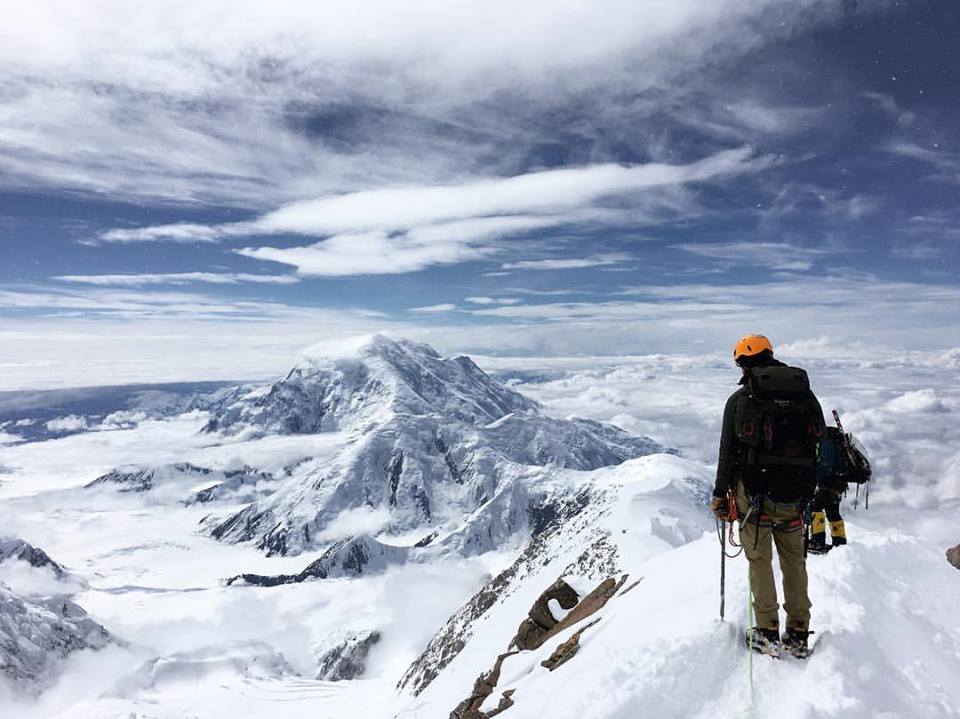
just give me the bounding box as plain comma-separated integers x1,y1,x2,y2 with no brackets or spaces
781,628,810,659
745,627,781,656
807,532,831,555
830,520,847,548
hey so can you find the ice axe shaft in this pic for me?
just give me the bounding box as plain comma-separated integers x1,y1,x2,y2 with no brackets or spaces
720,518,726,621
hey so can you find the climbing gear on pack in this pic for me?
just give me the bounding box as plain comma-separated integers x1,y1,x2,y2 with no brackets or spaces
781,628,811,659
734,334,774,363
745,626,781,656
834,410,873,506
735,365,822,502
818,410,872,489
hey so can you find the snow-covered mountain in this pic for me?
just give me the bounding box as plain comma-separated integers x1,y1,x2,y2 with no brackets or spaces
203,335,665,557
2,339,959,718
0,541,112,695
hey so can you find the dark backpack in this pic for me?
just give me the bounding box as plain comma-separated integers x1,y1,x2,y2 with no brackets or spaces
734,365,823,501
818,426,872,488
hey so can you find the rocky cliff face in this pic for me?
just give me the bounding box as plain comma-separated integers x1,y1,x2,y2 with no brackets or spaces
0,555,112,695
315,630,382,681
203,335,665,556
0,539,68,579
86,463,274,504
226,534,411,586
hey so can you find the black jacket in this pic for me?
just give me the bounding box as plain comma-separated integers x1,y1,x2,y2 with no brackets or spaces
713,358,826,498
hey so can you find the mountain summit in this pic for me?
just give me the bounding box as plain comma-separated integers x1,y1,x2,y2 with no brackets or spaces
204,335,665,556
204,335,538,436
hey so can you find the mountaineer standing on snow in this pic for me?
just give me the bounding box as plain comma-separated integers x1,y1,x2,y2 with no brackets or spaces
711,334,826,658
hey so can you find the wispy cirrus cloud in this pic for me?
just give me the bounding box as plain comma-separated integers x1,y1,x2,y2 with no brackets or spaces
885,141,960,184
409,303,457,313
0,1,854,206
463,296,521,305
116,147,766,276
672,240,833,272
90,224,250,245
501,254,630,271
54,272,299,286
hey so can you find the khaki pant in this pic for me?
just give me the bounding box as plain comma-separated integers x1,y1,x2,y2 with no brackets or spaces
736,482,811,632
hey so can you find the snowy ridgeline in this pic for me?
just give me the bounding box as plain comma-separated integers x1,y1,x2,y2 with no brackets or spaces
0,335,959,718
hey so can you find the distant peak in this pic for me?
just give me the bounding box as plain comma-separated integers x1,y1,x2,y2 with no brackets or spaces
299,333,440,364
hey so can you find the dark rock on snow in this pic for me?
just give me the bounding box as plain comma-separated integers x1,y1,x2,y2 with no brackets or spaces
0,582,112,692
226,535,409,587
0,539,68,579
449,574,629,719
316,629,382,681
947,544,960,571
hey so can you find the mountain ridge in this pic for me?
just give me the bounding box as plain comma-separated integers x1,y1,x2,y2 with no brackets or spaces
202,335,666,557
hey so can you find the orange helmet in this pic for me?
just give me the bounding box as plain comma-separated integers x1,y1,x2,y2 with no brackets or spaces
733,334,773,363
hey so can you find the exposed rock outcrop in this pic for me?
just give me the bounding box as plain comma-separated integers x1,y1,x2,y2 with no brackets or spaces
514,575,627,653
0,538,67,579
0,582,112,692
86,463,274,504
86,462,214,493
316,629,382,680
947,544,960,570
398,487,604,696
449,574,629,719
226,534,409,586
540,617,601,671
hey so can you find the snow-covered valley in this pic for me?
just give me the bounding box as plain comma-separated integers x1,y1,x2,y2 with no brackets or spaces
1,336,958,718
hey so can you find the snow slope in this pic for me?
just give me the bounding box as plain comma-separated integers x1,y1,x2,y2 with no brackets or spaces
404,456,960,719
0,339,957,718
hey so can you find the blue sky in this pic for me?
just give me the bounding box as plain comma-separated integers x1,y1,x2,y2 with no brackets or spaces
1,1,958,386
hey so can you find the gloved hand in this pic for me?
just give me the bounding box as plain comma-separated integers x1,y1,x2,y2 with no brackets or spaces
711,495,728,519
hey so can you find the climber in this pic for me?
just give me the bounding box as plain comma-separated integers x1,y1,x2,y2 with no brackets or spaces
711,334,826,659
808,482,846,554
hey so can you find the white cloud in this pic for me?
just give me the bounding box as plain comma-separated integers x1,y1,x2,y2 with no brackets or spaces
123,148,758,244
463,297,521,305
45,415,89,432
672,240,831,271
501,255,629,271
2,273,959,391
252,150,757,236
0,1,846,205
721,101,824,134
95,224,237,244
0,287,382,322
177,149,761,277
884,142,960,183
54,273,299,286
410,304,457,313
315,505,393,543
